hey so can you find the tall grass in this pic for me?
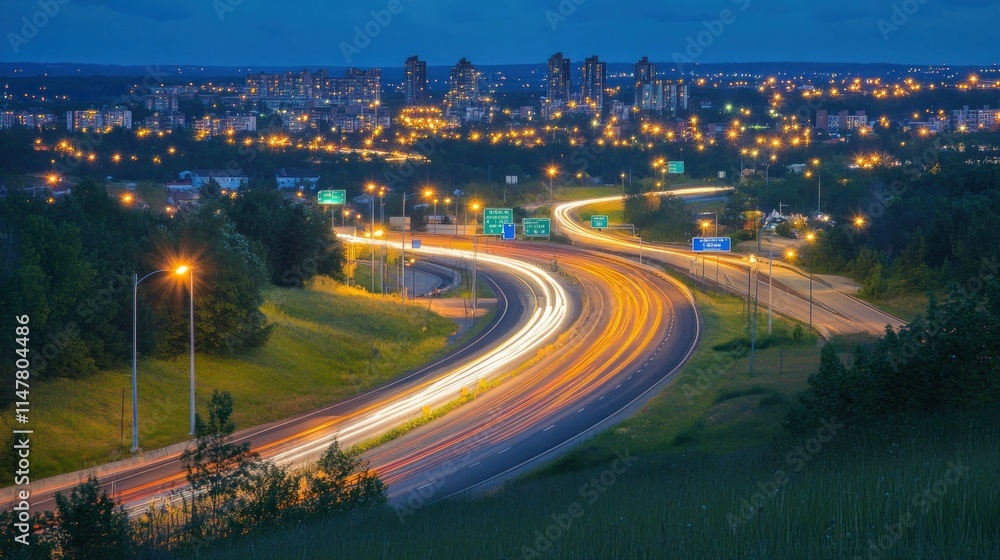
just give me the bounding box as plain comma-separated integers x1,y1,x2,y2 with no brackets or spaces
198,412,998,559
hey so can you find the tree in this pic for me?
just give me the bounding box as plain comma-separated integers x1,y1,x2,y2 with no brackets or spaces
304,439,387,515
181,390,260,538
53,476,132,560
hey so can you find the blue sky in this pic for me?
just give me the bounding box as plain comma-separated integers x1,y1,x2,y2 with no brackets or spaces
3,0,999,67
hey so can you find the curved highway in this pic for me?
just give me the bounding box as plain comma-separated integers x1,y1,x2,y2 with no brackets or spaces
553,188,905,337
3,250,569,514
368,240,699,506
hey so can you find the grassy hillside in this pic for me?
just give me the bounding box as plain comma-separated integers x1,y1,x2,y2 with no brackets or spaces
3,278,458,481
194,285,997,559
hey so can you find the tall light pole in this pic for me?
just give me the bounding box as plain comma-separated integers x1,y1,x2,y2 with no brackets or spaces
366,183,377,294
620,172,626,195
546,165,558,204
400,191,421,301
747,254,756,330
749,253,761,377
445,197,453,234
183,266,195,436
806,232,816,329
767,230,774,335
131,266,188,452
812,158,822,215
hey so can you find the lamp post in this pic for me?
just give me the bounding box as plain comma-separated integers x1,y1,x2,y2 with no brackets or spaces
445,197,453,234
749,254,760,376
400,191,421,301
546,166,558,204
131,266,188,452
747,254,756,329
180,265,196,436
767,230,774,334
806,232,816,329
620,172,626,195
812,158,822,215
366,183,377,294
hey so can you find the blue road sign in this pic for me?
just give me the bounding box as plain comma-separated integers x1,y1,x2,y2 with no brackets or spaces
501,223,516,241
692,237,732,252
411,240,421,249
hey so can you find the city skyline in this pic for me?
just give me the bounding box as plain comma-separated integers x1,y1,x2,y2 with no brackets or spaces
3,0,1000,67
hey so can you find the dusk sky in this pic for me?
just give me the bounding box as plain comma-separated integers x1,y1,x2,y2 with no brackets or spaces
3,0,999,67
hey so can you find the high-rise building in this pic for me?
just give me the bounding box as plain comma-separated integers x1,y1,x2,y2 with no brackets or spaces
66,109,132,132
446,58,480,111
404,56,427,106
581,55,606,109
546,52,572,104
634,56,656,106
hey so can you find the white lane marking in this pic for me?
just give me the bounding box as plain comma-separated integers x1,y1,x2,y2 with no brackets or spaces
577,408,585,413
498,447,512,455
543,425,555,432
468,461,481,469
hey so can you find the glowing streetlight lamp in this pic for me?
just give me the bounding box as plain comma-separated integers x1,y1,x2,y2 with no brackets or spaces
131,265,192,451
546,166,558,204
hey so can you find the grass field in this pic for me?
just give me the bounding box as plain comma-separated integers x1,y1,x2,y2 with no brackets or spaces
195,278,997,559
4,278,460,481
574,200,625,226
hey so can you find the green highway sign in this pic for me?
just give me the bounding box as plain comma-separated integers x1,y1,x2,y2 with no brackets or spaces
591,215,609,229
522,218,551,237
668,161,685,174
318,190,346,205
484,208,514,235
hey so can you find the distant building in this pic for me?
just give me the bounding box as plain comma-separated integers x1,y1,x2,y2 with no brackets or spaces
179,169,248,190
0,110,57,129
637,81,688,115
193,113,257,138
66,109,132,132
546,52,572,110
950,105,1000,131
404,56,427,106
145,87,181,112
143,113,186,131
446,58,481,113
581,55,607,110
275,168,320,190
634,56,656,106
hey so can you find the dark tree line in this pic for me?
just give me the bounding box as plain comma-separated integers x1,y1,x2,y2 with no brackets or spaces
0,179,346,410
787,279,1000,432
0,391,385,559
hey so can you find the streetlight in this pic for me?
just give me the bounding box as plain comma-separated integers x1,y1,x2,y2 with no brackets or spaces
400,191,422,301
806,232,816,329
444,197,454,234
131,265,190,452
366,183,377,294
176,265,196,436
749,254,761,376
747,254,756,330
811,158,821,215
620,171,626,194
546,165,558,204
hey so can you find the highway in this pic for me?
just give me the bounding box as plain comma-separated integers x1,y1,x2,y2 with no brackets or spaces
369,242,699,506
553,187,905,337
2,248,573,514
